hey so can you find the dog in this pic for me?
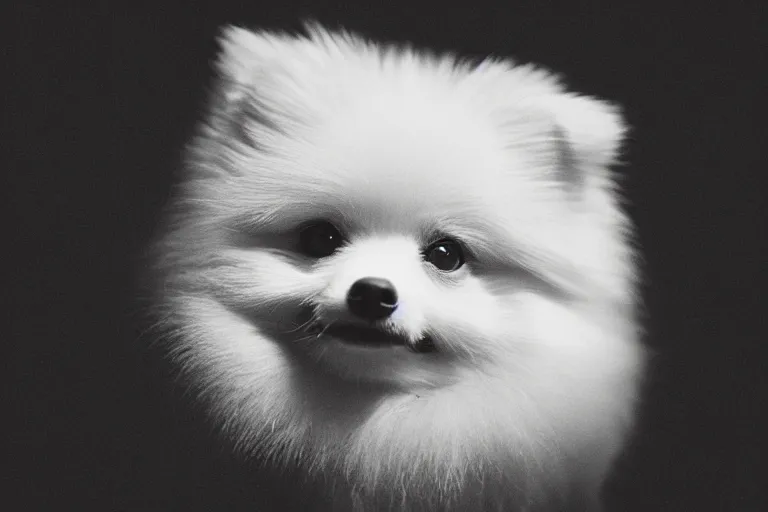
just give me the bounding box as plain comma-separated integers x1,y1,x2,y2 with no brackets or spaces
146,23,645,511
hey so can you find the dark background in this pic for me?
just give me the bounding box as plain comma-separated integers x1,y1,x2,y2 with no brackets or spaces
7,2,765,511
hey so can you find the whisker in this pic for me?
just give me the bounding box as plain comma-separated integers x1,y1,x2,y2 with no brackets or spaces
283,317,315,334
317,320,335,339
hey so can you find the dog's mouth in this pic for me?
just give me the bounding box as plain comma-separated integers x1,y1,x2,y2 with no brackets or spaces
309,322,436,353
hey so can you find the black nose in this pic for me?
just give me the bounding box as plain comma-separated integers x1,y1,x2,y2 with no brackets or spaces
346,277,398,321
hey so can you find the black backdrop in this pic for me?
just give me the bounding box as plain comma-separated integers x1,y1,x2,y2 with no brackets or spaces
7,2,766,511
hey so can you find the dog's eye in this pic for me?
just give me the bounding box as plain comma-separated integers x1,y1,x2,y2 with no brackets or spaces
299,221,344,258
424,239,465,272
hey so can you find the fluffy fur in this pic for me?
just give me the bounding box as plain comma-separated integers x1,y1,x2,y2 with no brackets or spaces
148,23,645,511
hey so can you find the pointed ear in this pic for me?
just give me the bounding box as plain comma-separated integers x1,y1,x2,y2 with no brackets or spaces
214,25,296,107
216,26,268,84
545,94,626,193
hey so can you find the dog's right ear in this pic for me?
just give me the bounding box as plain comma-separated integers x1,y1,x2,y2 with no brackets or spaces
212,26,322,113
215,26,276,102
211,26,308,145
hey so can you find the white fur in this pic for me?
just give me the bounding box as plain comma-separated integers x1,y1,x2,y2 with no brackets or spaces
150,23,645,511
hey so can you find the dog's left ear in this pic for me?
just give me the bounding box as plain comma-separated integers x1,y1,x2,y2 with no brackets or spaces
544,94,626,194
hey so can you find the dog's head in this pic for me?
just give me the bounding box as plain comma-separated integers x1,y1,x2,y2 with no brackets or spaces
159,25,633,391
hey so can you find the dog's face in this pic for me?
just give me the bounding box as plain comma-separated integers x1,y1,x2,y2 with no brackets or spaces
162,26,633,394
189,110,526,388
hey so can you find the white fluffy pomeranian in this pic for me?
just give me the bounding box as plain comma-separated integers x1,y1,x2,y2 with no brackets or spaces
148,23,645,511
